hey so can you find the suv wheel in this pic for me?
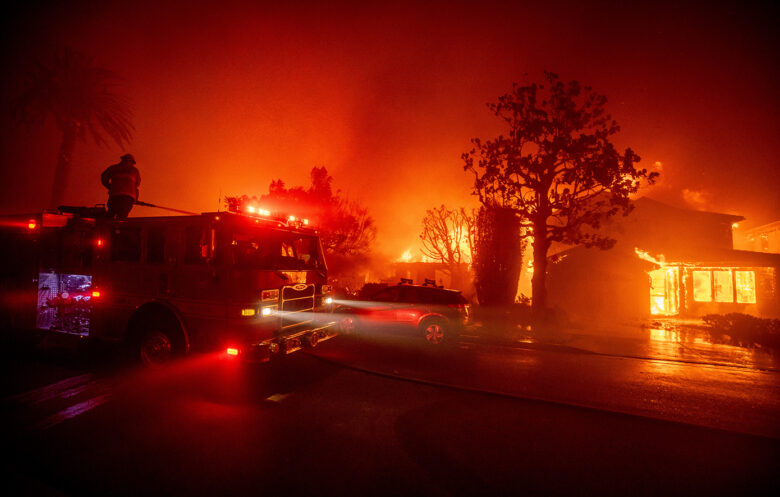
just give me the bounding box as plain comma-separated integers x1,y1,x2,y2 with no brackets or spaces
421,318,448,345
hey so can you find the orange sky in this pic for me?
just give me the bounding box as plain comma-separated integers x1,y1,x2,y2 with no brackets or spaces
1,0,778,258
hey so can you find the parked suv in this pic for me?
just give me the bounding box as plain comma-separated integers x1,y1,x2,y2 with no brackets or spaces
336,279,470,345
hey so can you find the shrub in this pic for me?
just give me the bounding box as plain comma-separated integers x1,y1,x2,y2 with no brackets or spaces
702,313,780,351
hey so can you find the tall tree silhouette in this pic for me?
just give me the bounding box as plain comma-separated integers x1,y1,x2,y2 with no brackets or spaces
12,47,134,209
463,72,657,316
471,205,525,306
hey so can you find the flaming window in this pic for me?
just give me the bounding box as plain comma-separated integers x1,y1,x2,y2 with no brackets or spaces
693,271,712,302
637,248,762,314
735,271,757,303
649,267,679,315
713,270,733,302
692,269,756,304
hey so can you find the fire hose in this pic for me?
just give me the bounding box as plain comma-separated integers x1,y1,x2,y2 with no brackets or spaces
135,200,198,216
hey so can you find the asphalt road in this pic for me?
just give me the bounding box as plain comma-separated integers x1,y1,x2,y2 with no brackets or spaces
319,331,780,438
1,332,778,497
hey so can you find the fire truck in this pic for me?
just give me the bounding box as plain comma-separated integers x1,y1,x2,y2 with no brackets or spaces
0,203,337,365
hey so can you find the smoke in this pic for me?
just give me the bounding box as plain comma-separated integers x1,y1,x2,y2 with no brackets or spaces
0,1,777,240
681,188,712,210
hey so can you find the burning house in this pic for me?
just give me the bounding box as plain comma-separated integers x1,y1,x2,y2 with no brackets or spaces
546,197,780,324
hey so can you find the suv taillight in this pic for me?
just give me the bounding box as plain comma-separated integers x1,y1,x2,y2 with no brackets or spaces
449,303,470,320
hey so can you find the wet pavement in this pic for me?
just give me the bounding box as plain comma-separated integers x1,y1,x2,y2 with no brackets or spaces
316,327,780,439
2,323,779,496
464,318,779,372
4,317,779,441
3,339,778,497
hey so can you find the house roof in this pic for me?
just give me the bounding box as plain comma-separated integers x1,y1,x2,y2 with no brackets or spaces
546,197,759,264
632,197,744,223
659,248,780,267
549,243,780,269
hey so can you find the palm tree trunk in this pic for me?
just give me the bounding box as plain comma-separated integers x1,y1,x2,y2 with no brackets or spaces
49,125,77,210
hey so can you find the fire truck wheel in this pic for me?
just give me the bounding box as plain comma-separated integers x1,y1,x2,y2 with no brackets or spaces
420,318,449,345
139,329,174,366
140,330,173,366
129,308,186,367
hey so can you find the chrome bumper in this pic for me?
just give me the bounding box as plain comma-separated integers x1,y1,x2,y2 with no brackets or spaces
242,322,338,362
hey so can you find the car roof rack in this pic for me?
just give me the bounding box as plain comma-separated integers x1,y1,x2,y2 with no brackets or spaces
422,278,443,288
399,278,413,285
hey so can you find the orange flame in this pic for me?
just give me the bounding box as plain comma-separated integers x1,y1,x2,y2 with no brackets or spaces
397,249,414,263
634,247,666,267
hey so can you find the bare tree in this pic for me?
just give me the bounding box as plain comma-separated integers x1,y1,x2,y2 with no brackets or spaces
419,205,475,264
419,205,476,290
463,72,657,315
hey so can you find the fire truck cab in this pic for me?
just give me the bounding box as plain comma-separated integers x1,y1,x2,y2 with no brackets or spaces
0,207,336,365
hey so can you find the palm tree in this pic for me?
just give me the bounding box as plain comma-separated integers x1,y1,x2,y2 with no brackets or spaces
12,47,134,209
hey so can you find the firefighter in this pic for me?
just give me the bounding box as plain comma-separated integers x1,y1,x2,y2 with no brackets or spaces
101,153,140,218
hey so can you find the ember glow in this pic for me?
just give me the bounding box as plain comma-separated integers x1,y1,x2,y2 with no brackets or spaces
395,248,433,264
397,249,414,263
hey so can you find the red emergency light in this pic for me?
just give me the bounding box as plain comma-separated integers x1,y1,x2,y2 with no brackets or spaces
245,205,271,216
27,219,37,230
91,290,101,298
230,198,311,228
226,347,240,356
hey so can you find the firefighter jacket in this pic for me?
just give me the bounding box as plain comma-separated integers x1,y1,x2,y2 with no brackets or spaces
101,162,141,200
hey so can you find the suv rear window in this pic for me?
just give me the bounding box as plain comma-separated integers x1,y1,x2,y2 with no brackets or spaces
395,286,467,305
398,286,439,303
436,290,467,305
371,286,401,302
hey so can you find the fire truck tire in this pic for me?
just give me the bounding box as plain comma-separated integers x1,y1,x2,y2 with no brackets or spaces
132,314,185,367
420,318,451,346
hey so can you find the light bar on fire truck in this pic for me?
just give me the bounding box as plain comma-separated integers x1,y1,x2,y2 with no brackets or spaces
226,199,312,229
